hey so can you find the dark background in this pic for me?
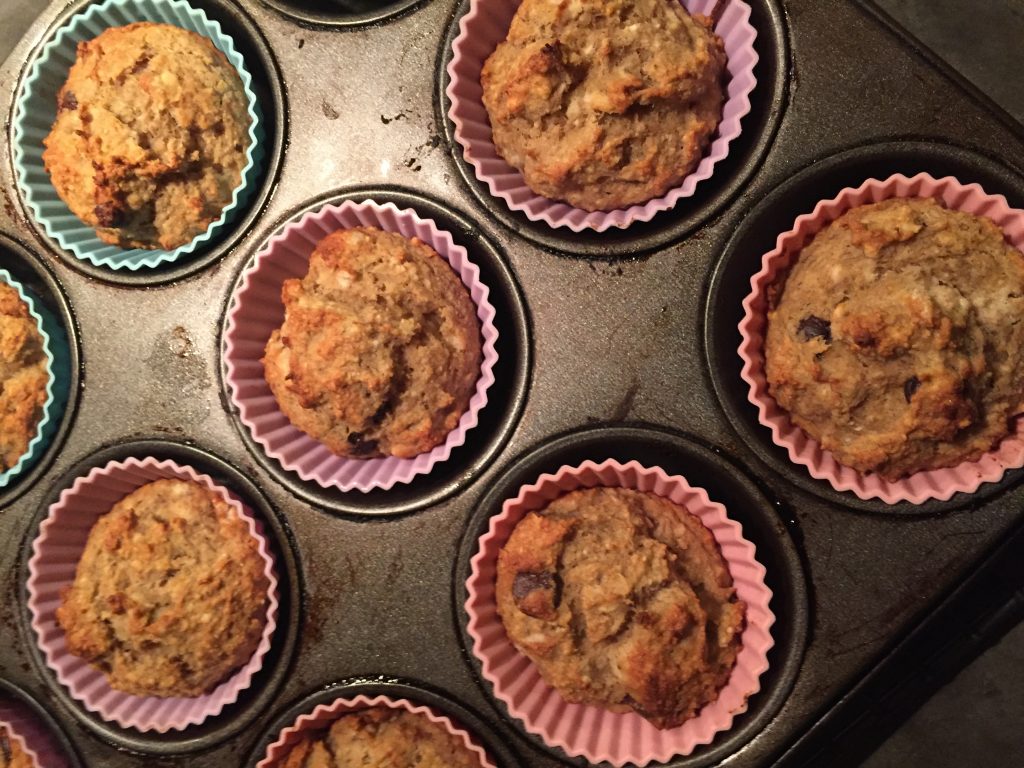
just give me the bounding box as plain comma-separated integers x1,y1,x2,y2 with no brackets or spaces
1,1,1021,766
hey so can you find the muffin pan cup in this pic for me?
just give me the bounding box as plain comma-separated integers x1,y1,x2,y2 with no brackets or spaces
223,194,502,495
456,425,808,768
0,234,79,508
445,0,759,233
0,679,80,768
255,692,497,768
738,172,1024,505
246,679,526,768
25,455,281,733
12,0,265,272
0,269,69,489
465,457,775,766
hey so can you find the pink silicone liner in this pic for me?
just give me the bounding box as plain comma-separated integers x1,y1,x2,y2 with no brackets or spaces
738,172,1024,504
25,457,280,733
0,701,66,768
222,199,499,492
256,694,496,768
446,0,758,231
465,459,775,766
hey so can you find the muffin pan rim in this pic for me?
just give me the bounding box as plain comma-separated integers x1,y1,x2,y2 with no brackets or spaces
452,423,810,768
257,0,430,28
15,438,304,756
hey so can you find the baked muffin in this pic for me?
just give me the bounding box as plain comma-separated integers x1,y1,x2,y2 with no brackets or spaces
0,727,33,768
42,22,251,250
263,227,482,459
496,487,745,729
765,197,1024,480
481,0,726,211
278,707,481,768
0,282,49,473
55,478,269,698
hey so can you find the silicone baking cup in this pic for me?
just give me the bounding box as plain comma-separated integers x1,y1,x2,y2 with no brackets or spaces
465,459,775,766
256,694,496,768
12,0,263,271
446,0,758,232
739,172,1024,504
0,270,68,489
222,199,499,493
0,700,67,768
26,457,280,732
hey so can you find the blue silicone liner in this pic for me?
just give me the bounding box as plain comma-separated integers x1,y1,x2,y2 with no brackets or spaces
12,0,264,271
0,270,68,487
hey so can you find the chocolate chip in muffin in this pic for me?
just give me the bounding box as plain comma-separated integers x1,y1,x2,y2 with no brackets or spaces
765,197,1024,479
496,487,745,730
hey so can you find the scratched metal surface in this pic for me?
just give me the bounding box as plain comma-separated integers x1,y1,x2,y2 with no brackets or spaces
0,1,1022,766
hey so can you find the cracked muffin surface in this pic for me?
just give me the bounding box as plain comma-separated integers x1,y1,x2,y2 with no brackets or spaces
55,478,270,698
496,487,745,730
262,227,482,460
278,707,481,768
0,727,33,768
42,22,251,250
0,282,49,473
765,197,1024,480
481,0,726,211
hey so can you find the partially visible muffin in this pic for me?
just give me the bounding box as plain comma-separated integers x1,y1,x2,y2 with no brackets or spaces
278,707,481,768
496,487,745,729
42,22,251,250
0,727,34,768
56,478,270,698
765,197,1024,480
481,0,726,211
0,282,49,473
263,227,482,459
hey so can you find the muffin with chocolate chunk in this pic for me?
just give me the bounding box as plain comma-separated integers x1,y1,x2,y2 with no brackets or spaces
55,478,270,697
765,197,1024,480
481,0,726,211
0,281,49,475
42,22,251,250
496,486,745,729
278,707,482,768
262,226,482,460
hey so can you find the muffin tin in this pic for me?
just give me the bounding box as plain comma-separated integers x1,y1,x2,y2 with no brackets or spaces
0,0,1022,766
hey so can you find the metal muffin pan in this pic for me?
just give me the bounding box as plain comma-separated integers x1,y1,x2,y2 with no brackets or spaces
0,0,1022,766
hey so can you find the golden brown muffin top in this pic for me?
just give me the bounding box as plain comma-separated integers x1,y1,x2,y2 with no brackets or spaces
278,707,481,768
56,478,270,698
496,487,745,729
482,0,726,210
765,197,1024,480
263,227,482,459
0,282,49,472
42,22,251,250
